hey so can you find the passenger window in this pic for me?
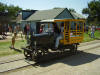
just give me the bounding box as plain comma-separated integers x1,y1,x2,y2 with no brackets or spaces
70,21,76,30
40,23,54,33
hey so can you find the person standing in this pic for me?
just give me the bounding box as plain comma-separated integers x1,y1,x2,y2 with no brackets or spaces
10,25,19,49
91,25,95,38
39,24,44,33
8,25,12,33
24,24,30,45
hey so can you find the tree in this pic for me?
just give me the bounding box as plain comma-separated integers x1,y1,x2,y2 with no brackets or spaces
69,8,76,13
0,2,22,23
0,2,6,12
7,5,22,19
82,1,100,25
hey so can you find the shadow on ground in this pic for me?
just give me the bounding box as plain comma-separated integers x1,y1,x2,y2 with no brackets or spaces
14,48,22,53
10,48,22,53
30,51,100,67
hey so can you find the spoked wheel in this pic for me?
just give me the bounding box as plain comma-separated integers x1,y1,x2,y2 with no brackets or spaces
59,48,65,54
31,50,38,61
70,44,78,54
31,49,48,61
41,49,49,55
23,46,32,59
74,44,78,52
24,50,32,58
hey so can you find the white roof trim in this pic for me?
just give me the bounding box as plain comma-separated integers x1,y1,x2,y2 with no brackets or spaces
40,19,62,22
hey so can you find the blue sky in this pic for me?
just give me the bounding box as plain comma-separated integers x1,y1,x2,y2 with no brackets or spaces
0,0,93,14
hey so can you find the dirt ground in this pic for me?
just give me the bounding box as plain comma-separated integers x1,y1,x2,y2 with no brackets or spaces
0,41,100,75
0,32,100,75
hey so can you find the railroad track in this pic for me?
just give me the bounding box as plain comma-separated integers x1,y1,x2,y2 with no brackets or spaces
0,40,99,65
0,58,37,73
78,42,100,51
0,42,100,74
0,58,25,65
79,40,100,47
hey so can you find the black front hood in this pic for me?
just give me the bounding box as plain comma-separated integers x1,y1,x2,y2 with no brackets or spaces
31,32,54,46
33,33,49,37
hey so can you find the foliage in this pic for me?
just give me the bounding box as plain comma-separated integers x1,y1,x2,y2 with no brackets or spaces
82,1,100,25
0,2,22,22
7,5,22,19
69,8,76,13
0,2,6,12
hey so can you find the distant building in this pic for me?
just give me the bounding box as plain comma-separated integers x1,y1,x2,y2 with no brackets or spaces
17,8,85,33
15,10,37,31
0,11,9,35
22,8,75,33
0,11,9,23
16,10,37,23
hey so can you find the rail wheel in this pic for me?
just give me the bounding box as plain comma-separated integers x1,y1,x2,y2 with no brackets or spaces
23,46,32,59
70,44,77,53
31,50,38,61
74,44,78,52
24,50,32,58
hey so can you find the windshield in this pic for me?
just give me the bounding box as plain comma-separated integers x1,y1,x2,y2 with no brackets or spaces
40,23,53,33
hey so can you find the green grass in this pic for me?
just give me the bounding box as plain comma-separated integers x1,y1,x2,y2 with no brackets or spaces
0,40,26,57
83,30,100,42
94,30,100,39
